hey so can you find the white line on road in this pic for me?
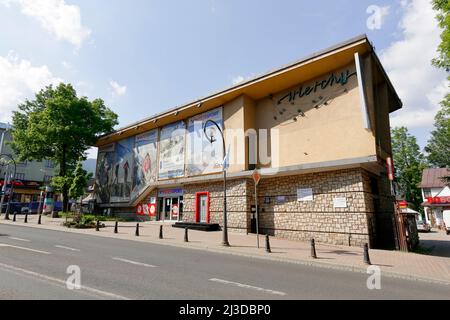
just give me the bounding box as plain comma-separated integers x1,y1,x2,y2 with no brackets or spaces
0,243,50,255
54,245,80,252
8,237,30,242
209,278,287,296
0,262,130,300
112,257,157,268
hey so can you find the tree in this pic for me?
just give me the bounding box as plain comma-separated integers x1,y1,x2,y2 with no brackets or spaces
391,127,427,210
425,95,450,168
69,159,92,202
432,0,450,73
11,83,118,213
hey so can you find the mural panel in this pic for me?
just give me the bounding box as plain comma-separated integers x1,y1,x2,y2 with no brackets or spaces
95,143,115,203
159,121,186,180
110,137,134,203
186,107,223,176
131,129,158,201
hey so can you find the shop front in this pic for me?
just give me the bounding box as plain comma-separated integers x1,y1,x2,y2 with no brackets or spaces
157,188,183,222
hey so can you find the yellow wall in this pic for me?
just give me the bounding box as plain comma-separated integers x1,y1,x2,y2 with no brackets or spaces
254,63,377,168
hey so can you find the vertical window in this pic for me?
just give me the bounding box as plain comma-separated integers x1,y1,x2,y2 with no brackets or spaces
15,173,25,180
423,188,432,198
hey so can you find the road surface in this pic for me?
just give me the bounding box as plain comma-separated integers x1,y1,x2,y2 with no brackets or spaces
0,223,448,300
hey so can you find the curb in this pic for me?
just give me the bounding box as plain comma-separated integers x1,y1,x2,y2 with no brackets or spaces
1,219,449,287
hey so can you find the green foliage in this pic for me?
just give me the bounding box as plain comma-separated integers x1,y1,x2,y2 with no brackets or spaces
69,159,92,200
432,0,450,73
391,127,427,210
11,83,118,211
425,95,450,168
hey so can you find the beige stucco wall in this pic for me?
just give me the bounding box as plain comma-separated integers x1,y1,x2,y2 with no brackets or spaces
255,63,377,169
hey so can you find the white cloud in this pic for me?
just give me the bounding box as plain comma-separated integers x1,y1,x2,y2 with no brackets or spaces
0,51,62,123
109,80,127,96
381,0,449,130
232,75,245,85
0,0,91,48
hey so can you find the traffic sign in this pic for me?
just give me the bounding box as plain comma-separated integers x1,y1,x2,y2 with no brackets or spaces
252,170,261,186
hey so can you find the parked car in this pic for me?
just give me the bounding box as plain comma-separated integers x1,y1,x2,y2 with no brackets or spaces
443,210,450,235
416,220,431,233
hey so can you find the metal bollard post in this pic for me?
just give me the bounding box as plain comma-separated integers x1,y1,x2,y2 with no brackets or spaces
96,220,100,231
184,227,188,242
159,225,163,239
38,213,42,225
24,212,28,223
135,223,140,237
13,212,16,222
265,234,271,253
114,220,118,234
364,243,371,265
311,239,317,259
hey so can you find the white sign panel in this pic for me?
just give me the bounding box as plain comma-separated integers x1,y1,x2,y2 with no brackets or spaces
333,197,347,208
297,188,313,202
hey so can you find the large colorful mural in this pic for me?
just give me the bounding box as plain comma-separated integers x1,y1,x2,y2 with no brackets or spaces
110,137,134,203
158,121,186,180
95,143,115,203
186,107,223,176
131,129,158,201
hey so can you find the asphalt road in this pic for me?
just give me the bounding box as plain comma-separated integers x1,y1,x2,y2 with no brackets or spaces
0,223,448,300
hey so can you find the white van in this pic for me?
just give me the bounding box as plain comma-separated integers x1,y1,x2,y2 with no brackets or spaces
443,210,450,235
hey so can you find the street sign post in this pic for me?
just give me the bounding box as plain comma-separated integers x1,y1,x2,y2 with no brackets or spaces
252,170,261,248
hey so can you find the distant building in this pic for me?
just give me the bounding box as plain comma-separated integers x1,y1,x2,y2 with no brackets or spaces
420,168,450,229
0,122,58,203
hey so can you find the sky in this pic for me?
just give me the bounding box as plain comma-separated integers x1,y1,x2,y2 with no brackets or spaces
0,0,447,160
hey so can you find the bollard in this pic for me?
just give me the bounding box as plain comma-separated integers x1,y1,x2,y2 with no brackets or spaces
364,243,371,265
114,220,118,234
310,239,317,259
96,220,100,231
184,227,188,242
13,212,17,222
135,223,140,237
38,213,42,225
24,212,28,223
265,234,271,253
159,225,163,239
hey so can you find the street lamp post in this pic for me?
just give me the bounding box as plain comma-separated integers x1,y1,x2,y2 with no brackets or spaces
0,154,16,220
203,119,230,247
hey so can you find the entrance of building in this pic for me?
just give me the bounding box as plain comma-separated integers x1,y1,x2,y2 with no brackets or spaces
158,196,183,222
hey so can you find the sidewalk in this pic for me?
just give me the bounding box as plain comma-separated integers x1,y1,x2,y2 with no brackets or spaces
2,214,450,285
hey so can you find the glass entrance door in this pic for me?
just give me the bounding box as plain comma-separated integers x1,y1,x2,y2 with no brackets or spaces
161,197,182,222
199,195,207,223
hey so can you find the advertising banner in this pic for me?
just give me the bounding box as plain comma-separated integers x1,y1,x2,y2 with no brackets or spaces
110,137,134,203
95,143,115,203
185,107,223,176
131,129,158,201
159,121,186,180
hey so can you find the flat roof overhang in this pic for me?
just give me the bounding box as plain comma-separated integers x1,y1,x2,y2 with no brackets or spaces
96,34,402,147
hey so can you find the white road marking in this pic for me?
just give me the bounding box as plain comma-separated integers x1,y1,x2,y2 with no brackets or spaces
0,243,50,255
112,257,157,268
8,237,30,242
54,245,80,252
0,262,130,300
209,278,287,296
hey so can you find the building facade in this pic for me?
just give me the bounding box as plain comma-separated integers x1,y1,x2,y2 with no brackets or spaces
94,35,402,249
420,168,450,229
0,122,58,203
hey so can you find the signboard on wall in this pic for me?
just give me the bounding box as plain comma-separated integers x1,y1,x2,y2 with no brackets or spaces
110,137,134,203
96,143,115,203
185,107,223,176
131,129,158,201
159,121,186,180
333,197,347,208
297,188,313,202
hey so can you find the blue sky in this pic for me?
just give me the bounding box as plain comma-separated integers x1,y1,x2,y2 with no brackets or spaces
0,0,447,159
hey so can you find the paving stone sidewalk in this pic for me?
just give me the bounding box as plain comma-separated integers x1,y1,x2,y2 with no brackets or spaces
2,214,450,285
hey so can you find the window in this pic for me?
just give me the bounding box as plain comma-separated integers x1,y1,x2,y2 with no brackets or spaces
15,173,25,180
44,175,53,183
423,188,432,198
45,160,55,168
